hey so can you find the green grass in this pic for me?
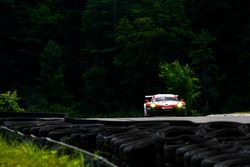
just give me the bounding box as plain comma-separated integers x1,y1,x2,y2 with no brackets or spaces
0,136,84,167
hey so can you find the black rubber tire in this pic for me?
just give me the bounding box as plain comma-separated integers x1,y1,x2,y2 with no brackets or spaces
111,135,142,155
80,130,100,151
213,158,250,167
0,118,6,124
199,121,249,134
164,162,178,167
3,120,35,128
96,127,132,151
48,128,84,140
4,122,36,133
69,132,83,147
201,153,242,167
30,126,43,136
28,120,66,136
163,143,187,163
120,139,156,167
110,131,151,155
205,128,247,142
156,152,165,167
190,150,218,167
153,126,205,156
128,122,170,132
175,144,203,166
39,124,71,137
6,117,38,121
183,148,209,167
60,136,71,144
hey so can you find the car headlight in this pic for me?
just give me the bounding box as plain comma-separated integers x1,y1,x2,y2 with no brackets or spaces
177,102,183,108
150,103,156,108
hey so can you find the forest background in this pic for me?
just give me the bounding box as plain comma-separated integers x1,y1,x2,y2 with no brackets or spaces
0,0,249,117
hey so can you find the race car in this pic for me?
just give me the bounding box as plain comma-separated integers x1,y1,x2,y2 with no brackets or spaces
144,95,153,116
144,94,186,116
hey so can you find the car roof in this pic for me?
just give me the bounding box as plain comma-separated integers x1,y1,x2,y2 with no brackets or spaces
154,94,178,97
145,95,153,98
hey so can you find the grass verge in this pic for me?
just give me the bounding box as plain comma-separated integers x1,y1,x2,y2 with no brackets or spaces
0,136,84,167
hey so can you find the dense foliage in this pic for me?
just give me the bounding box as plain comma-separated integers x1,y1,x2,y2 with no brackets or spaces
0,0,249,116
0,91,24,112
159,61,200,114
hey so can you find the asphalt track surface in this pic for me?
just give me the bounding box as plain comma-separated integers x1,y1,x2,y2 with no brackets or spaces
79,114,250,124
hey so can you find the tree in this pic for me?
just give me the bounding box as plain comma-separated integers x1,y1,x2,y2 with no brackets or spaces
79,0,131,113
0,0,39,91
38,40,67,103
81,0,117,68
187,0,250,113
159,60,200,114
188,29,221,114
114,0,192,109
115,16,166,95
29,1,64,41
82,66,112,114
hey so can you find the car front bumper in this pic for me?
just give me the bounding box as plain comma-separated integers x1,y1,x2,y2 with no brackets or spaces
146,107,186,116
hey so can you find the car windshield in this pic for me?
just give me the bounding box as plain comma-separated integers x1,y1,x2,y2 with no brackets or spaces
145,96,153,102
154,96,178,102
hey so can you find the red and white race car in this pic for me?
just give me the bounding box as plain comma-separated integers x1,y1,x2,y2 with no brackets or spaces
144,94,186,116
144,95,153,116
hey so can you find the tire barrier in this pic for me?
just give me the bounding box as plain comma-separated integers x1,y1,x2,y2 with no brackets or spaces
128,122,171,132
201,154,237,167
213,158,250,167
204,128,249,142
1,113,250,166
198,121,249,134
